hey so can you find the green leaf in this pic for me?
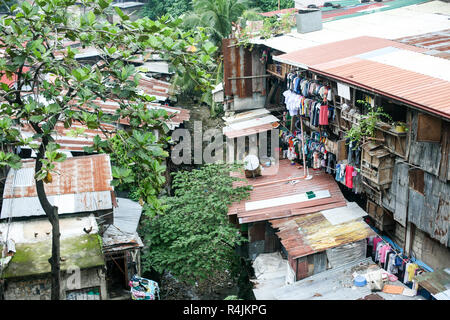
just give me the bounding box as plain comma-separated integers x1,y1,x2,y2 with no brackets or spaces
114,7,129,21
30,115,44,123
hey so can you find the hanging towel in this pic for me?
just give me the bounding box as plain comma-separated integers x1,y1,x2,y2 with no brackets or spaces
319,105,329,125
345,165,354,188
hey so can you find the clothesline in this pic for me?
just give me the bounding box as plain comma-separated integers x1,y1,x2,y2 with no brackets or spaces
371,234,423,271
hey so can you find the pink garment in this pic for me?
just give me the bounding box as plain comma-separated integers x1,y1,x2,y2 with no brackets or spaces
345,165,354,188
380,245,391,264
319,105,329,125
372,237,382,250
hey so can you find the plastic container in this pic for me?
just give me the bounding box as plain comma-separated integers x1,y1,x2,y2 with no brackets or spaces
354,275,367,287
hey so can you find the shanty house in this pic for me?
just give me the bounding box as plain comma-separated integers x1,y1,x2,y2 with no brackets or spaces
0,154,115,230
102,197,144,299
0,215,106,300
228,159,375,283
0,154,115,300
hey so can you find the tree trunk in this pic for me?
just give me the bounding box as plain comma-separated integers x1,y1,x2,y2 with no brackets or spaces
49,206,61,300
35,144,61,300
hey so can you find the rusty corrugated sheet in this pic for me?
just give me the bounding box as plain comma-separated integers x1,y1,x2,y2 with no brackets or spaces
395,29,450,60
3,154,113,199
269,211,375,260
17,99,189,152
275,36,450,119
20,121,115,152
223,38,233,97
138,76,170,100
222,38,266,99
228,159,347,223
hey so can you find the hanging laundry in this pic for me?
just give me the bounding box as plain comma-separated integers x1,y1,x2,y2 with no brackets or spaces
379,244,391,265
319,105,329,125
345,165,354,188
387,252,399,275
407,263,419,282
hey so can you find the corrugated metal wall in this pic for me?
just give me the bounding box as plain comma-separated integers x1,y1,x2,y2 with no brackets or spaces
408,173,450,247
408,111,443,176
222,38,266,98
382,159,409,227
294,251,328,281
326,240,367,268
383,159,450,246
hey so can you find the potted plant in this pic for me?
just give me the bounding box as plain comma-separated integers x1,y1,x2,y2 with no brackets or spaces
393,121,408,133
345,100,392,147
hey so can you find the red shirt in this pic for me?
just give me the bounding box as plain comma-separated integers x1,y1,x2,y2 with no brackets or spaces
319,105,328,125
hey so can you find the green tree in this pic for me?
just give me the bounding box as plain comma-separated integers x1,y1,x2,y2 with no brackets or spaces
183,0,249,45
0,0,16,13
140,163,251,284
0,0,214,299
140,0,193,20
252,0,294,12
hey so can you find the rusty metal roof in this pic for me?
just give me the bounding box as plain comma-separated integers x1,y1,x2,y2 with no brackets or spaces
138,76,171,101
17,99,189,152
3,154,113,199
395,29,450,60
1,154,114,219
269,210,375,259
274,36,450,119
228,159,347,223
20,121,115,152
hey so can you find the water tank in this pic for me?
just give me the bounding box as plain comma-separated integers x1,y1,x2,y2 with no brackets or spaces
295,9,323,34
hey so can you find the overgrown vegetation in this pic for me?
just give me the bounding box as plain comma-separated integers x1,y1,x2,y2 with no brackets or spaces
140,163,251,285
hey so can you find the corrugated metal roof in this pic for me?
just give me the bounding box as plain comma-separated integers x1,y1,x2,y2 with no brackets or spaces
223,109,279,138
274,36,450,119
92,99,190,128
1,154,113,219
19,121,115,152
414,268,450,296
138,76,171,101
251,1,450,53
270,257,424,300
228,159,347,223
395,29,450,60
102,226,144,253
102,197,143,252
269,210,375,259
3,154,113,199
112,197,142,234
260,8,297,17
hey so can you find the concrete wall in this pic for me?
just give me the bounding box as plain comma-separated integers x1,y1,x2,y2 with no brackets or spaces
412,228,450,271
4,266,107,300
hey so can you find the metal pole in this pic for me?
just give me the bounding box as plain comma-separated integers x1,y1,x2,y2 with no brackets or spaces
300,116,307,177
